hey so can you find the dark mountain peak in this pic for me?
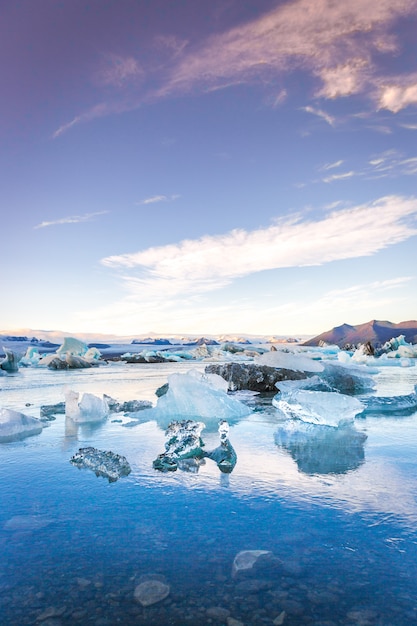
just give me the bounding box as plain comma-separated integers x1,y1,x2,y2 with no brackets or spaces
303,320,417,348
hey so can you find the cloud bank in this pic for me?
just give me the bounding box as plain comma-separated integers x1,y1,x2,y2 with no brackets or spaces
53,0,417,136
101,195,417,297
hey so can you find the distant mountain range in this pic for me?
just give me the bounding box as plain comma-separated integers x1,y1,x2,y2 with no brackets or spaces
303,320,417,348
0,328,307,346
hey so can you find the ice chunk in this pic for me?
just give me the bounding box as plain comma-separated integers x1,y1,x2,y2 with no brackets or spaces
135,370,252,425
256,350,324,373
65,389,109,423
57,337,89,356
382,335,417,358
205,420,237,473
0,347,20,372
19,346,41,367
274,421,367,474
319,361,376,395
362,385,417,416
153,418,238,473
153,420,206,472
70,446,131,482
0,408,43,442
273,389,364,426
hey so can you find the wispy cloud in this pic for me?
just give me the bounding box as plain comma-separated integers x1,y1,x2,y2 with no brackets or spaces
366,150,417,177
52,0,417,136
98,54,144,87
34,211,108,229
322,160,344,170
101,195,417,298
137,194,180,205
322,170,356,183
399,122,417,130
301,106,335,127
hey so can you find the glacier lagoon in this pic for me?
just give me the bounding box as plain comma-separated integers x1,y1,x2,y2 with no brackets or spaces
1,354,417,625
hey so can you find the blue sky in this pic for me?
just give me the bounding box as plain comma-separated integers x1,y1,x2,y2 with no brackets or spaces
1,0,417,337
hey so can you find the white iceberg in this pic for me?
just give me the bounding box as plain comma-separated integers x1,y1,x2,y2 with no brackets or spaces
65,389,109,423
272,389,364,426
57,337,90,356
0,408,43,442
256,350,324,373
19,346,41,367
319,361,376,394
128,370,251,427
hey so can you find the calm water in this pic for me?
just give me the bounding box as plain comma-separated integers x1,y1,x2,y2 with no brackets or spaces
1,359,417,625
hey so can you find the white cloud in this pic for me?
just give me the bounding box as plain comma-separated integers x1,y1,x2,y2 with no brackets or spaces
322,160,344,170
302,106,335,127
52,0,417,136
101,196,417,298
378,78,417,112
137,194,180,205
322,171,356,183
34,211,108,229
399,122,417,130
316,60,368,98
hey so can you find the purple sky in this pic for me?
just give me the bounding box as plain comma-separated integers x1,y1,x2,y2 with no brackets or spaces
1,0,417,337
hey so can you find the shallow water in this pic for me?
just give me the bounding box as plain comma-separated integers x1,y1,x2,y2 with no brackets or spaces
1,359,417,625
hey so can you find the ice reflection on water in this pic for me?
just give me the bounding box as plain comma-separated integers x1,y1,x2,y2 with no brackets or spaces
1,360,417,625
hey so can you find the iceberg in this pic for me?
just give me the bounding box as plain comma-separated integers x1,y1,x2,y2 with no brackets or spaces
381,335,417,358
205,420,237,473
256,350,324,373
70,447,131,481
129,370,251,428
361,385,417,416
153,418,237,473
272,389,364,426
19,346,41,367
320,361,376,395
0,408,43,442
0,347,20,372
57,336,90,356
153,420,206,472
274,421,367,474
65,389,109,423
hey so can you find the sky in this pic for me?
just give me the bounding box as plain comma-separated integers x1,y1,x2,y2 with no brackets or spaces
1,0,417,338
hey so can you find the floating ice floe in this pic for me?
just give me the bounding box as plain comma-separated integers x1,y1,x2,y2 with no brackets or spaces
19,346,42,367
65,389,109,423
35,337,103,368
0,408,43,442
70,446,131,481
256,350,324,373
0,347,20,372
274,421,367,475
153,420,206,472
153,418,238,473
272,389,365,426
361,385,417,416
204,419,237,473
382,335,417,359
128,370,251,428
320,361,376,395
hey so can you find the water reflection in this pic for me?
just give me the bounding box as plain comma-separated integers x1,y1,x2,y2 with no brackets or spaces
274,421,367,475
